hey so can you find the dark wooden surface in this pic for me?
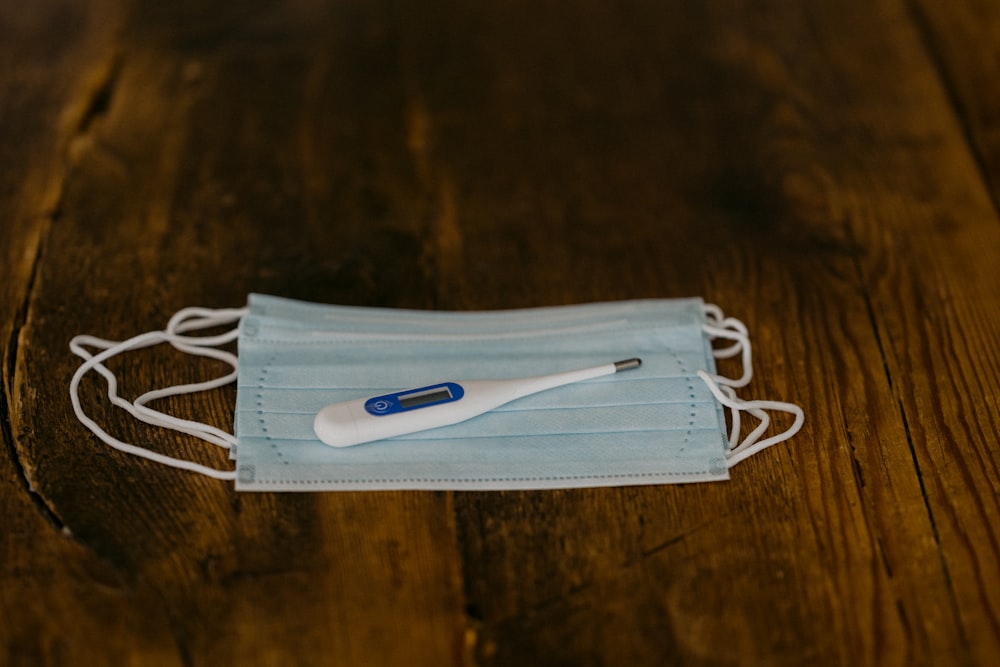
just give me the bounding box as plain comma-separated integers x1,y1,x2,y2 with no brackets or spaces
2,0,999,664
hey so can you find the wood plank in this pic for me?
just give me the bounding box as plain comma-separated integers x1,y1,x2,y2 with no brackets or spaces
908,0,1000,205
0,0,119,372
8,1,466,664
390,0,1000,663
0,3,179,665
795,1,1000,660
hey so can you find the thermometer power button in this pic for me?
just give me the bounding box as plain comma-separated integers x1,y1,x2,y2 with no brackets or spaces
366,399,393,414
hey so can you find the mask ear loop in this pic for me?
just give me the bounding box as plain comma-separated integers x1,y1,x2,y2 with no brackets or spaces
130,307,248,447
72,333,241,449
700,304,804,464
702,322,753,388
697,371,804,466
703,304,748,360
70,308,247,448
716,383,771,450
69,307,247,480
69,336,234,450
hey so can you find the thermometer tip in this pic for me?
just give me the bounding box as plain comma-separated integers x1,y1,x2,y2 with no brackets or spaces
613,358,642,372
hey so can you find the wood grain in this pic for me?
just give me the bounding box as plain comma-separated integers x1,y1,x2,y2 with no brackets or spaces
909,0,1000,203
0,2,168,665
1,0,998,665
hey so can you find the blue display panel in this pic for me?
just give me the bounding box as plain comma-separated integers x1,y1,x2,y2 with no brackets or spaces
364,382,464,416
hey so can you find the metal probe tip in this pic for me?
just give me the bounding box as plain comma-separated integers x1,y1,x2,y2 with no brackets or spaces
613,358,642,372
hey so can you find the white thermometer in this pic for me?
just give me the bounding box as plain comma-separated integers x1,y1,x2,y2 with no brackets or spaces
313,358,642,447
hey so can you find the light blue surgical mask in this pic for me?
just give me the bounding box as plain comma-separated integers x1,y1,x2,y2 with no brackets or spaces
69,295,803,491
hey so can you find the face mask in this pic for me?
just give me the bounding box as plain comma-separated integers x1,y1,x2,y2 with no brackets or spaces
69,295,803,491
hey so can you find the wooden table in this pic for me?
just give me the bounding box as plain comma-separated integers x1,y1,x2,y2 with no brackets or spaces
2,1,998,664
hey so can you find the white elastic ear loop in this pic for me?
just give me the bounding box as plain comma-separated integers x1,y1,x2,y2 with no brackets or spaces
703,304,748,360
71,336,239,448
130,345,239,447
697,370,805,467
70,331,237,480
717,383,771,449
702,323,753,388
703,303,724,325
71,328,240,454
129,308,248,445
69,310,245,449
69,308,247,480
168,307,248,335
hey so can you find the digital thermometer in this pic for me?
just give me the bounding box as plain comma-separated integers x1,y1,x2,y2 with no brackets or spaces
313,358,642,447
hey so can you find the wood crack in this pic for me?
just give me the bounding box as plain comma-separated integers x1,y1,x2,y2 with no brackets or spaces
1,231,67,534
893,395,971,653
856,259,971,653
620,517,721,570
1,45,126,538
72,52,123,139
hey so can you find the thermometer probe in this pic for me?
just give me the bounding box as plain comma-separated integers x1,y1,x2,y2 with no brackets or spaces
313,358,642,447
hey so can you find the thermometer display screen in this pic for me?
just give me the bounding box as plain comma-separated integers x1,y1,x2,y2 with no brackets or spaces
364,382,464,416
398,386,454,409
